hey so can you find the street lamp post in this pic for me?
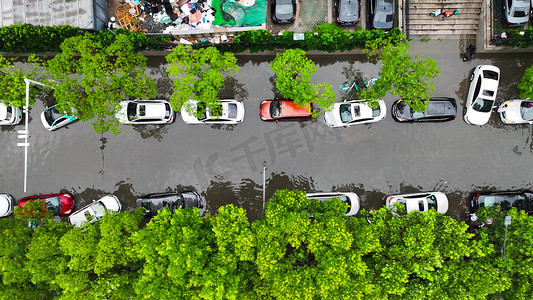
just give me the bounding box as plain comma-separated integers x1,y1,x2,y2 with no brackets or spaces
502,215,512,262
18,79,53,193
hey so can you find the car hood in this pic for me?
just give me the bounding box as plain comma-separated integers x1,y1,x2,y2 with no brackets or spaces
500,100,525,122
181,100,202,123
115,101,130,123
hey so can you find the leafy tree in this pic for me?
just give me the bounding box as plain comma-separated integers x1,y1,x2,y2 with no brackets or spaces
270,49,335,116
518,64,533,99
0,54,43,107
363,206,509,298
133,205,257,299
58,210,143,299
360,38,440,112
47,33,156,134
165,44,239,118
253,189,379,299
476,208,533,299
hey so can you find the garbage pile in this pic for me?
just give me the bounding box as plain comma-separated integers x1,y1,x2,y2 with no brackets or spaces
140,0,217,33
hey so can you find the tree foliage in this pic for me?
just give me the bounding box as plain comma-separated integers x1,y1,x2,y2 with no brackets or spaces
253,190,379,299
0,54,43,107
518,64,533,99
165,44,239,118
270,49,335,116
360,38,440,112
47,33,156,134
134,205,256,299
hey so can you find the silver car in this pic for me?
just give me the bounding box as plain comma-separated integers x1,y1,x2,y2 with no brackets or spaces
0,103,22,126
116,100,174,125
181,99,245,125
386,192,449,214
464,65,500,126
306,192,360,216
504,0,530,26
68,195,122,227
498,99,533,124
41,105,77,131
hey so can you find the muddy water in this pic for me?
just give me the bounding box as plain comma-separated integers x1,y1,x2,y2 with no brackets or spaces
1,39,532,222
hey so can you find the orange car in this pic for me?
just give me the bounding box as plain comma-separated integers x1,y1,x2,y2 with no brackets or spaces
259,99,313,122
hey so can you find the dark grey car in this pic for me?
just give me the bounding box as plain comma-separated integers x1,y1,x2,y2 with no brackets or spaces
136,191,206,217
392,97,457,122
335,0,360,25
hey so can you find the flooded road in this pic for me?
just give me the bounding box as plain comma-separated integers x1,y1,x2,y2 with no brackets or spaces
1,39,533,221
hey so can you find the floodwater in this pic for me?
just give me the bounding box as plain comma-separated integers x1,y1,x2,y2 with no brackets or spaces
1,39,533,222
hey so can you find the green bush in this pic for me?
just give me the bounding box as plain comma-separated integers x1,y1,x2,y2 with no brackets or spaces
205,27,405,53
506,28,533,48
0,25,172,53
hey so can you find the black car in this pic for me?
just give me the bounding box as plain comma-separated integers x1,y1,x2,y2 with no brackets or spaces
470,191,533,215
136,191,206,217
391,97,457,122
335,0,360,25
271,0,296,24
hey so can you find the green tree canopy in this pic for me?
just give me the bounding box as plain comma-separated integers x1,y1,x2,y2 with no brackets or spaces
165,44,239,118
253,189,379,299
364,205,509,298
133,205,257,299
0,54,43,107
518,64,533,99
47,33,156,134
270,49,335,116
360,38,440,112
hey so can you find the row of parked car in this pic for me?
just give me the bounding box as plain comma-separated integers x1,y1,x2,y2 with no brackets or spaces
2,189,530,224
0,190,206,227
272,0,394,29
1,66,531,129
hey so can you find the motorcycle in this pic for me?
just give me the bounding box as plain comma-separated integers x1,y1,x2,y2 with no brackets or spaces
429,8,459,18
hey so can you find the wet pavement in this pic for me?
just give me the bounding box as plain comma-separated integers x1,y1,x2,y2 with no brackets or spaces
1,39,533,222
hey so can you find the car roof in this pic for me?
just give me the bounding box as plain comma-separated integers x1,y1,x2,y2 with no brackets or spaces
138,101,167,118
280,100,312,117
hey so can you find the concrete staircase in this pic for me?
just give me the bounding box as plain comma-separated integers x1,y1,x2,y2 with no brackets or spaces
406,0,483,37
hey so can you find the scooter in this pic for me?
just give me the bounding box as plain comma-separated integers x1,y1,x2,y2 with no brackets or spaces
429,8,459,18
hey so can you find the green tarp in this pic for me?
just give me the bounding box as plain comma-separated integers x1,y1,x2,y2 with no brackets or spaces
212,0,266,27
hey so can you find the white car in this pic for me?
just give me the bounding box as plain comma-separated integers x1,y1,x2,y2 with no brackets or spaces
116,100,174,125
41,105,77,131
498,99,533,124
181,99,245,125
306,192,360,216
0,194,13,217
464,65,500,126
324,99,386,127
386,192,449,214
504,0,530,27
0,103,22,126
68,195,122,227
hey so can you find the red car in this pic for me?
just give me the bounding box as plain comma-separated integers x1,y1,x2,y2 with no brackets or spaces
18,193,75,216
259,99,313,122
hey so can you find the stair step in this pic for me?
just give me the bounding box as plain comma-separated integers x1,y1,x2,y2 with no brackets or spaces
410,24,478,30
405,3,484,9
410,29,479,35
409,18,479,26
409,8,481,15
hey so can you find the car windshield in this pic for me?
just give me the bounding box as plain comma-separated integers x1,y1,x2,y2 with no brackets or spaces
4,106,12,120
45,196,61,214
127,102,138,121
426,195,437,210
340,104,353,122
91,201,107,218
521,102,533,120
270,101,282,118
472,98,494,112
372,105,381,117
44,107,63,125
482,70,499,80
513,10,527,17
197,102,208,120
276,3,293,15
480,194,527,210
228,103,237,119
